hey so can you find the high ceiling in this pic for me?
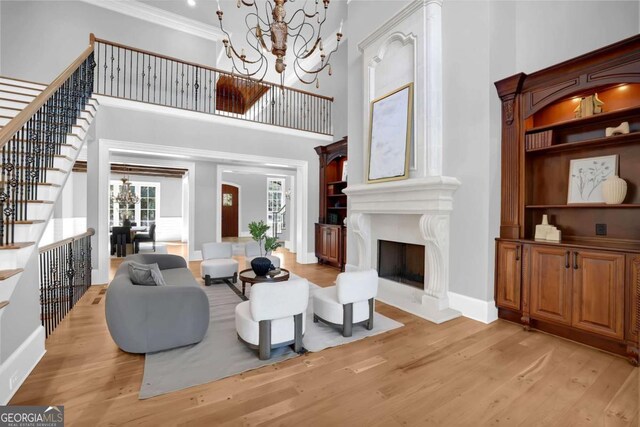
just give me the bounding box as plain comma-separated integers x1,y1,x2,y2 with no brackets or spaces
138,0,347,85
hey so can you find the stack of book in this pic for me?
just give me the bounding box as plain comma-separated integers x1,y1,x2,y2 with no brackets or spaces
525,130,553,151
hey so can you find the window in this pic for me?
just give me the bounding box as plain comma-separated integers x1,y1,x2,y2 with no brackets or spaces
267,178,285,234
110,180,159,227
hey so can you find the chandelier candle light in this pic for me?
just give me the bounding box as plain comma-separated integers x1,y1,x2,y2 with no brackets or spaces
217,0,343,87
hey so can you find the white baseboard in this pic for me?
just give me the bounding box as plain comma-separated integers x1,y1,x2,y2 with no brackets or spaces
191,250,203,261
345,263,359,272
0,326,46,405
448,292,498,324
238,231,251,238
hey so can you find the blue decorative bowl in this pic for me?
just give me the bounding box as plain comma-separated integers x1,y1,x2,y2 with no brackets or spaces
251,257,272,276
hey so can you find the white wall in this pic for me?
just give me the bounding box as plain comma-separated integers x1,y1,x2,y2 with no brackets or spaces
0,0,217,84
222,172,292,240
347,0,640,303
94,104,325,253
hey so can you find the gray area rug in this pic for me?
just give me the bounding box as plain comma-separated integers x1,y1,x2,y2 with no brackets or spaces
139,277,403,399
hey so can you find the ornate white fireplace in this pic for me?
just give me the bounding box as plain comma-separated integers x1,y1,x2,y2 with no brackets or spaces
344,177,461,323
345,0,461,323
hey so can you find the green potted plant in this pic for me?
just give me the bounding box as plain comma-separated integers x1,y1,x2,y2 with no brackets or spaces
248,221,282,275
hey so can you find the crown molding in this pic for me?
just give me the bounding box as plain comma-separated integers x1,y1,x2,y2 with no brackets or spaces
358,0,442,52
79,0,225,42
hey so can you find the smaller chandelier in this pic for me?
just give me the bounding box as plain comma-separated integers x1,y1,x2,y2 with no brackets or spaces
216,0,343,87
111,177,140,205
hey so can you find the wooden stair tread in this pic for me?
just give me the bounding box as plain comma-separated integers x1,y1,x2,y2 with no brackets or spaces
0,301,9,310
0,97,29,104
3,220,46,225
26,200,54,204
0,89,36,98
0,269,22,280
0,76,47,88
0,114,87,127
0,82,42,93
0,242,35,250
0,181,60,187
3,152,73,161
13,166,69,173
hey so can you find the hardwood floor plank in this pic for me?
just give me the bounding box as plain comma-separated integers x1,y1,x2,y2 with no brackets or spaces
9,244,639,426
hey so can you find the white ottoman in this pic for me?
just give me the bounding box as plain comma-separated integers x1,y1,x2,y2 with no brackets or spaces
200,258,238,286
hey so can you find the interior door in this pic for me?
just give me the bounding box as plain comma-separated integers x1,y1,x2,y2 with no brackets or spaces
221,184,239,238
572,250,625,339
530,245,573,325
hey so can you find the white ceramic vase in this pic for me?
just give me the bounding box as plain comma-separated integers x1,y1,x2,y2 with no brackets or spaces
602,175,627,205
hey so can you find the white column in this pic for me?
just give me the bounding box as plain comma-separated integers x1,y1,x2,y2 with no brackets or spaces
86,125,110,284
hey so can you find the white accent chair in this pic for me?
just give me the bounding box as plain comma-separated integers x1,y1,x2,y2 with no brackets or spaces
200,242,238,286
235,278,309,360
313,269,378,337
244,241,281,270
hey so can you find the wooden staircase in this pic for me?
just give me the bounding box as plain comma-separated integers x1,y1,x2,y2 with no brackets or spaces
0,47,98,312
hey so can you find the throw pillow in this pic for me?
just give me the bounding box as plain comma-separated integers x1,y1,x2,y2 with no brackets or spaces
128,262,167,286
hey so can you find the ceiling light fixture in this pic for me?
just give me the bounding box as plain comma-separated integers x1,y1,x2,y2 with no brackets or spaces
187,0,197,7
216,0,343,88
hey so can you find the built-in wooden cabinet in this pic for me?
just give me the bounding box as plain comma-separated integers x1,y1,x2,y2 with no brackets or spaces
494,35,640,365
314,138,347,270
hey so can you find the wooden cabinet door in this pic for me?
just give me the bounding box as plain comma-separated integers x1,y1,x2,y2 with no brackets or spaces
530,245,572,325
324,226,340,264
572,250,625,339
495,242,521,310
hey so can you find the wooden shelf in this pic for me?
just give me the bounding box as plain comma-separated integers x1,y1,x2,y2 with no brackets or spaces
526,104,640,134
327,180,347,186
526,203,640,209
498,237,640,254
526,131,640,154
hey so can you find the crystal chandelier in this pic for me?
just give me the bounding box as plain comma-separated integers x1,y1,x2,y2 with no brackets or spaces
111,177,140,205
216,0,343,87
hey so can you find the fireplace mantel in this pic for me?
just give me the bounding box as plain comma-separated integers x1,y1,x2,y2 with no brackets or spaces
344,176,460,214
343,176,461,324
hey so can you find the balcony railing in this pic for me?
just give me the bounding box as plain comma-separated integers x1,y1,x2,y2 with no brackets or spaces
92,35,333,135
39,228,94,338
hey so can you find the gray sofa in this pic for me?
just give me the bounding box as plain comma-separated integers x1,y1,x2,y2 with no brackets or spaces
105,254,210,353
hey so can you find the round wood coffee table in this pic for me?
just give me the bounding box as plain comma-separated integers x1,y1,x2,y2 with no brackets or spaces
238,268,290,296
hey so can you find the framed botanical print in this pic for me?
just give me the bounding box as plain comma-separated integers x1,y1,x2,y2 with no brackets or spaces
367,83,413,183
567,155,618,204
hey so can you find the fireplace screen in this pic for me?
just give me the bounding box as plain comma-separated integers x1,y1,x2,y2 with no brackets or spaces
377,240,425,289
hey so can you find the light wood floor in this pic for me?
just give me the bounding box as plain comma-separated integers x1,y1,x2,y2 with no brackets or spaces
10,246,639,426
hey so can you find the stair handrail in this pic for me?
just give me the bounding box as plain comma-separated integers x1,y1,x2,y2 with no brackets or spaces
0,41,95,150
39,228,95,253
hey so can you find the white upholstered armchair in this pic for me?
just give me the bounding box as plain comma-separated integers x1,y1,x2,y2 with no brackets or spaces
313,269,378,337
235,278,309,360
244,241,281,270
200,242,238,286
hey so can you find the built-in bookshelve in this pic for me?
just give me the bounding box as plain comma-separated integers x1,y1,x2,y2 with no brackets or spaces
526,131,640,154
527,104,640,134
495,34,640,364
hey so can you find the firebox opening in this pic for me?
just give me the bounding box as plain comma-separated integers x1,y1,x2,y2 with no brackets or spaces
377,240,425,289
